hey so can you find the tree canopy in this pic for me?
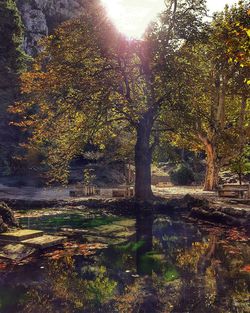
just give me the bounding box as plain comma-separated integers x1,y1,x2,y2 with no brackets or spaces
10,0,250,197
160,0,250,190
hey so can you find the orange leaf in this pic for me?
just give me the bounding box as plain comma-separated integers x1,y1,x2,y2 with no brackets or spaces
241,265,250,273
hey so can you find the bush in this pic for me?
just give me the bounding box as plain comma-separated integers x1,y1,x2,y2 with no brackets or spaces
169,164,195,186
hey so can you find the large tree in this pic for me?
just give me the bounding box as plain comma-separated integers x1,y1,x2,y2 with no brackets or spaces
11,0,206,199
166,0,250,190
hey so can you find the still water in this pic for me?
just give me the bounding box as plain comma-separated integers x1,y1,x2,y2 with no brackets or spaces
0,208,249,313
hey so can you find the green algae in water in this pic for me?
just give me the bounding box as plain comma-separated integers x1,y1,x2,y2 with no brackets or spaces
19,214,122,231
138,251,166,275
117,240,146,252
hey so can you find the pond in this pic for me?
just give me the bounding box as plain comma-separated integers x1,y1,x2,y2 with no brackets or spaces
0,208,249,313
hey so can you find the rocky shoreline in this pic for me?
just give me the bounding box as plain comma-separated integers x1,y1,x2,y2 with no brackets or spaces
0,195,249,230
189,205,250,228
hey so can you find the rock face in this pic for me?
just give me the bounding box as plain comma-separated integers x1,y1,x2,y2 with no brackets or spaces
16,0,87,55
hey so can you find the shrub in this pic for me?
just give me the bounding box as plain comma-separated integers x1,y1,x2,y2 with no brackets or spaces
169,164,195,186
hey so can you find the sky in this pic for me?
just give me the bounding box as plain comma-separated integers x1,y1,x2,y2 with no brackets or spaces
101,0,239,38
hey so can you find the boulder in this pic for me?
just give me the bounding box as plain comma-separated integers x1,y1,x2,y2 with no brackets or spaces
155,194,209,213
0,244,36,261
0,217,8,233
189,206,250,227
0,202,19,232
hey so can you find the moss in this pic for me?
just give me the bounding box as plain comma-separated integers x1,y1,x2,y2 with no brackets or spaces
19,214,122,231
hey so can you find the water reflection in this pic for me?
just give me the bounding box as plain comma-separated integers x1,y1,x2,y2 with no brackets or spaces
117,213,250,313
0,211,249,313
18,257,117,313
136,212,153,275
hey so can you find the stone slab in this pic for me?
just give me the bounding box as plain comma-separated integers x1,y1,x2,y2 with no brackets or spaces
21,235,67,249
92,224,125,234
113,219,136,228
0,229,44,242
84,235,128,245
0,244,36,261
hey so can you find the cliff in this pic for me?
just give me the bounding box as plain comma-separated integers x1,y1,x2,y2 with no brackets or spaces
16,0,87,55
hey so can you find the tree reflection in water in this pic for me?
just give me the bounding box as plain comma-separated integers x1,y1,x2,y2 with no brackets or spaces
136,212,153,275
14,213,250,313
117,213,250,313
19,256,117,313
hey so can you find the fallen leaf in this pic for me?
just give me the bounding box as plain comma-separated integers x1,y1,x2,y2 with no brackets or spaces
0,262,8,270
241,265,250,273
43,242,107,260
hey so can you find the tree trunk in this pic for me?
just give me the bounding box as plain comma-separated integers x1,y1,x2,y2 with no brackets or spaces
135,112,154,200
204,142,219,191
239,172,242,185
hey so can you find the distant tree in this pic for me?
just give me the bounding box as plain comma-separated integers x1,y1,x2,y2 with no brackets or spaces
11,0,206,199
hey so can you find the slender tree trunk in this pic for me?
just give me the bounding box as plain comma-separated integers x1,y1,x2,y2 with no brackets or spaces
238,160,243,185
204,142,219,191
202,72,227,191
239,171,242,185
135,112,154,200
238,94,247,186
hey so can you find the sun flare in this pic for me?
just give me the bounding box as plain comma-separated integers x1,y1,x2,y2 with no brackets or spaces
101,0,165,39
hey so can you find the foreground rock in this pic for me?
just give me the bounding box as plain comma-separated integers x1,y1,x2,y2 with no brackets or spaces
0,217,8,233
0,202,19,232
0,244,36,261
